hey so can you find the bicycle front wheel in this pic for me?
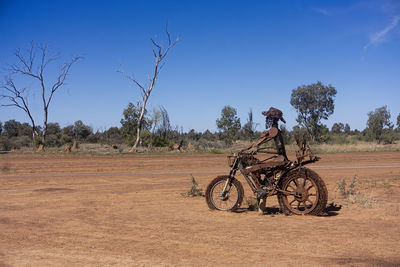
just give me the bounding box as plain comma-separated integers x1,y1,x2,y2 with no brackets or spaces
205,175,244,211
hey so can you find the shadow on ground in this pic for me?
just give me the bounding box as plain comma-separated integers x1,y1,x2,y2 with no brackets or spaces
320,202,342,217
234,202,341,217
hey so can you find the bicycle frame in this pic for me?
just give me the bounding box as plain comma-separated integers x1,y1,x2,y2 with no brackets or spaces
222,152,317,199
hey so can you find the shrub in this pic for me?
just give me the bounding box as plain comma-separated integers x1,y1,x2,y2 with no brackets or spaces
0,136,12,151
14,136,32,147
335,175,375,208
45,134,62,147
337,175,359,197
151,136,173,147
60,134,73,145
86,133,100,143
183,174,203,197
194,138,225,152
381,130,397,144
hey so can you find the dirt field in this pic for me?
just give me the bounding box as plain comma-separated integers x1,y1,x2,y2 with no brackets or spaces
1,151,400,266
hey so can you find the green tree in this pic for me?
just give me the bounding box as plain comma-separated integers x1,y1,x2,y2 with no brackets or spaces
101,127,123,145
120,103,140,145
292,125,308,140
187,129,201,141
44,123,62,146
290,81,337,142
366,105,392,143
72,120,93,141
3,120,21,137
344,123,351,134
60,125,74,144
202,129,213,140
0,121,2,135
120,102,151,146
317,124,330,143
397,114,400,130
331,122,344,134
216,105,241,144
17,123,33,137
46,123,61,135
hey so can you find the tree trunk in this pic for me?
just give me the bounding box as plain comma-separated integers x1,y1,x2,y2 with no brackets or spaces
131,100,147,151
31,124,37,150
27,114,37,148
42,108,48,146
131,124,141,151
41,126,47,145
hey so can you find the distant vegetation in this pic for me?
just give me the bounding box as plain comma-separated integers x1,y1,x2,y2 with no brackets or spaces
1,103,399,152
290,81,337,142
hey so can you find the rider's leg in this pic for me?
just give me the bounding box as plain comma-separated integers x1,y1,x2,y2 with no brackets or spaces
258,197,267,215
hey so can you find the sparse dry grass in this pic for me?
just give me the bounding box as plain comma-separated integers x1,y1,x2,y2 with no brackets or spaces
16,143,131,154
311,141,400,153
8,140,400,155
0,165,10,173
234,140,400,154
333,175,382,208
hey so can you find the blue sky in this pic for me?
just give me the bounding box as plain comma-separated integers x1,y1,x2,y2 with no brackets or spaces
0,0,399,132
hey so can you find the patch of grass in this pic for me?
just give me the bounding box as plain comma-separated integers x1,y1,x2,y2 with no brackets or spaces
1,166,10,172
335,175,376,208
387,205,400,217
355,193,376,208
209,148,224,154
365,178,393,190
0,164,10,173
182,174,203,197
337,175,359,197
310,141,400,154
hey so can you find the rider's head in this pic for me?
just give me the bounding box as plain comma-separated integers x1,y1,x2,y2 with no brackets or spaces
262,107,286,128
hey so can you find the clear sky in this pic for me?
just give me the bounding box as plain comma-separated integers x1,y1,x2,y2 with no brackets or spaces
1,0,399,132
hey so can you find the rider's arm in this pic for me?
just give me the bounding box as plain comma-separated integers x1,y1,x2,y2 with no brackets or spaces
255,127,278,147
240,127,279,152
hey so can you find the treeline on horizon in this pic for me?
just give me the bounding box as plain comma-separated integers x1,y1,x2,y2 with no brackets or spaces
1,103,400,152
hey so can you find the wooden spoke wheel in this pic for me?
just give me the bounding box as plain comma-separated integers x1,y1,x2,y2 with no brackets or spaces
278,168,327,215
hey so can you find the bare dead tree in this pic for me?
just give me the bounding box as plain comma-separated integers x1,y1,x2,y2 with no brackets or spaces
6,42,81,146
242,108,258,140
0,76,38,140
247,108,259,133
119,23,179,151
159,105,171,140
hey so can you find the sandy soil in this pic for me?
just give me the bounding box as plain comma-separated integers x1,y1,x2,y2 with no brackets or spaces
1,151,400,266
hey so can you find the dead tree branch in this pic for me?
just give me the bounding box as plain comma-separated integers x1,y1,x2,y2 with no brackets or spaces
2,42,82,146
120,24,179,151
0,76,38,139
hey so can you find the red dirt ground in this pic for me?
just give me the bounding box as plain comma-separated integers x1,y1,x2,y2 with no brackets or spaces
1,152,400,266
